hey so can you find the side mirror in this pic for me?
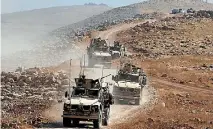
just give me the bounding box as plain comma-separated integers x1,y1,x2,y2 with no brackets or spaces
65,91,68,98
98,99,101,102
112,75,114,80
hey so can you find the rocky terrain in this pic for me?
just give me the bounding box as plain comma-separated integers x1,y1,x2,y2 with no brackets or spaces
2,0,213,129
108,10,213,129
1,67,70,128
117,11,213,59
3,0,213,72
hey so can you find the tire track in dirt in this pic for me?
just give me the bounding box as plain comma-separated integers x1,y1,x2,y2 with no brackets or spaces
151,78,213,96
42,19,157,128
96,20,157,126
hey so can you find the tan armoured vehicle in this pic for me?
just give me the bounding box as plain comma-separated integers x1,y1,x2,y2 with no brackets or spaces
87,38,112,68
111,63,147,105
62,74,113,128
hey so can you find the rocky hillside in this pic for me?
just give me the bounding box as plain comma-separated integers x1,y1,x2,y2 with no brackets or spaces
117,14,213,59
52,0,213,37
1,67,69,128
2,0,213,72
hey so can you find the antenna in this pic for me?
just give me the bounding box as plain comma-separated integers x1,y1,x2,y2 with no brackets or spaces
83,54,85,75
68,59,72,100
101,65,104,83
79,56,82,77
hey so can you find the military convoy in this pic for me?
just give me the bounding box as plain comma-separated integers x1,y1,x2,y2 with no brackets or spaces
111,60,147,105
61,38,147,128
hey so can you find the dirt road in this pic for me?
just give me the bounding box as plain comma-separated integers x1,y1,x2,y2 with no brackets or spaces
96,20,158,127
42,20,157,128
42,16,213,128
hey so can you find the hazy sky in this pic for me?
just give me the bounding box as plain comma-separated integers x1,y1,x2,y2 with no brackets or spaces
1,0,145,14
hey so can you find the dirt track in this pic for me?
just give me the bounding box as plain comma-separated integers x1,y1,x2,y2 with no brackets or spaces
43,15,213,128
96,21,157,127
42,20,157,128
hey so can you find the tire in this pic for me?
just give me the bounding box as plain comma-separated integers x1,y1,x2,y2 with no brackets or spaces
72,119,79,127
135,99,140,105
63,118,71,127
93,120,100,129
102,118,108,126
93,113,101,129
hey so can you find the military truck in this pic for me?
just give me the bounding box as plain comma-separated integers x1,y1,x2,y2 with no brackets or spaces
111,63,147,105
88,51,112,68
109,41,122,59
87,38,112,68
62,74,113,128
87,38,108,56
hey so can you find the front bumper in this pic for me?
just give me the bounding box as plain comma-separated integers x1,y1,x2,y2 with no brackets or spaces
94,62,111,68
113,95,140,105
62,112,99,120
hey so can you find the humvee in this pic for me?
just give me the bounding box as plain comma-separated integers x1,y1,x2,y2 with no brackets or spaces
87,38,108,56
88,51,112,68
111,63,147,105
87,38,112,68
62,75,112,128
109,41,122,59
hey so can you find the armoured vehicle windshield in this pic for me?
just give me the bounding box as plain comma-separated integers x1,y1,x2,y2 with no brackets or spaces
71,87,99,98
117,73,139,83
88,89,99,98
72,88,86,97
94,55,112,61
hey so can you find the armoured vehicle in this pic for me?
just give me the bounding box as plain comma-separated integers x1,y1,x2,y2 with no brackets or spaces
87,38,112,68
111,63,147,105
87,38,108,56
187,8,196,13
171,8,185,14
62,74,113,128
109,41,122,59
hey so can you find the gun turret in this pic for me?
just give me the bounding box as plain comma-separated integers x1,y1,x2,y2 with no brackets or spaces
93,74,112,84
100,74,112,80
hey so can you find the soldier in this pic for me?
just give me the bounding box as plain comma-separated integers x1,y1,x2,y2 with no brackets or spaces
78,75,86,86
120,45,126,57
139,72,147,86
102,85,114,109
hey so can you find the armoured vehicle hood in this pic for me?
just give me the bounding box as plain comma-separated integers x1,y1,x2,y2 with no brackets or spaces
93,52,111,57
65,98,100,106
114,81,141,89
111,51,120,53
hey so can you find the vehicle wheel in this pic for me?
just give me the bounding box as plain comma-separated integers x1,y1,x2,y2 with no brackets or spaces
63,118,71,127
93,114,101,129
72,119,79,126
135,99,140,105
93,120,100,129
102,118,108,126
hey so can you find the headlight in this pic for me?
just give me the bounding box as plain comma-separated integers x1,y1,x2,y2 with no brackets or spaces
63,104,71,111
92,105,99,112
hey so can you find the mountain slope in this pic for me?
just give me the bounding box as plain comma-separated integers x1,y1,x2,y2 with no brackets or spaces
52,0,213,37
1,5,111,71
1,5,111,56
